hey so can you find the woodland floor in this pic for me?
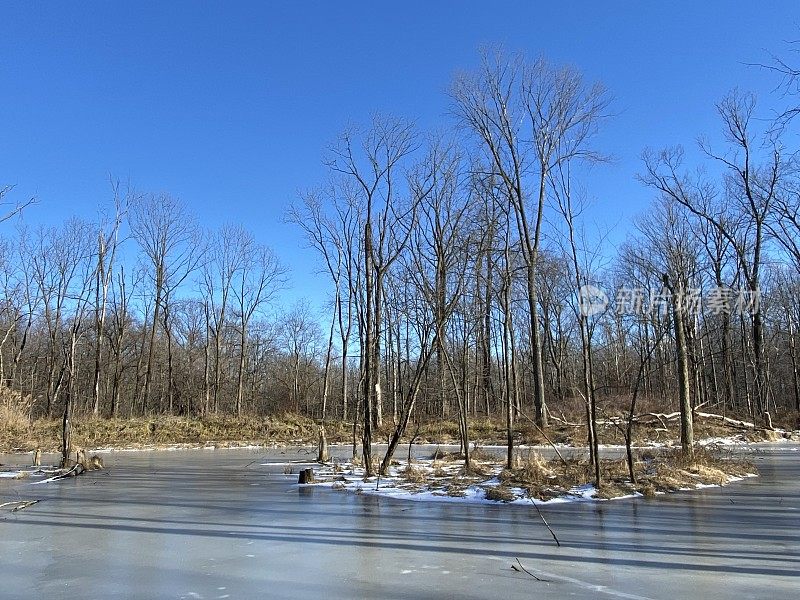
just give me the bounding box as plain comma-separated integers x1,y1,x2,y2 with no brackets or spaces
1,409,798,454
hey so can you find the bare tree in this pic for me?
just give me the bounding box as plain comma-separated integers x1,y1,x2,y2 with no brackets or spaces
551,165,602,485
378,259,438,475
326,116,419,476
452,49,609,427
201,224,248,413
233,242,286,415
91,183,126,415
641,91,787,420
408,137,473,464
27,220,95,417
278,301,322,414
129,194,200,413
622,198,702,456
0,185,35,224
107,265,142,417
288,188,348,421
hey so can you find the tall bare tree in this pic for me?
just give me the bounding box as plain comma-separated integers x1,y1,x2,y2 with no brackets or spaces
233,242,285,415
129,194,200,414
326,116,419,476
642,91,787,420
452,50,609,427
91,183,126,415
201,224,248,413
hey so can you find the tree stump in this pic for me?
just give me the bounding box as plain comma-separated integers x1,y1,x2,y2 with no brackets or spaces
33,448,41,467
317,426,329,463
298,468,315,484
511,452,522,470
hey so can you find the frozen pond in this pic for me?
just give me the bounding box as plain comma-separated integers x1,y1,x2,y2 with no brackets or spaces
1,443,798,599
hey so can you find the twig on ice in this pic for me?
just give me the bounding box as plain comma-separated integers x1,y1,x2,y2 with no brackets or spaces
511,558,550,582
530,497,560,547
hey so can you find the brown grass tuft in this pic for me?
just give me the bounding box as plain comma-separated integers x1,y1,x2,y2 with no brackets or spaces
506,451,554,485
0,388,33,429
469,446,499,462
687,465,728,486
484,485,516,502
462,462,491,477
640,483,657,498
445,484,467,497
401,465,428,484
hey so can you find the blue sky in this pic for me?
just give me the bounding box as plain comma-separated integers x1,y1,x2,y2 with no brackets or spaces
0,2,796,307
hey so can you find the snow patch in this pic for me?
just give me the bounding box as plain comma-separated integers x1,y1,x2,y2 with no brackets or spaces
303,461,644,506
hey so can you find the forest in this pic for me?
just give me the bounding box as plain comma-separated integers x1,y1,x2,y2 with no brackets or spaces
1,50,799,477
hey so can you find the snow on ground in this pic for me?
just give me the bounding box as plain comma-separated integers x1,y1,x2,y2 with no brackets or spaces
0,466,59,481
697,435,748,446
681,473,757,491
298,460,640,505
293,451,760,506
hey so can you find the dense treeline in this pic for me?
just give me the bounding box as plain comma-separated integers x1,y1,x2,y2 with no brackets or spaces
2,50,799,476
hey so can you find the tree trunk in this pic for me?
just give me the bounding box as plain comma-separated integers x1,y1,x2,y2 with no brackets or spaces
236,321,248,417
665,275,694,458
362,220,375,477
60,391,72,468
787,312,800,412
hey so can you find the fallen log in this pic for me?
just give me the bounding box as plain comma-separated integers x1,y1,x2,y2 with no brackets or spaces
0,500,39,512
695,412,755,429
549,413,582,428
33,464,87,483
612,411,756,430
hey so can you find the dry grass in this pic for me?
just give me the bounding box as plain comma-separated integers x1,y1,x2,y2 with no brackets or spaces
0,388,33,428
469,446,500,462
688,465,729,486
402,465,428,484
461,462,492,477
321,443,755,505
380,403,794,448
0,389,34,452
484,485,516,502
444,483,467,497
491,445,754,501
517,450,554,480
0,412,355,453
633,446,755,493
500,451,554,487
